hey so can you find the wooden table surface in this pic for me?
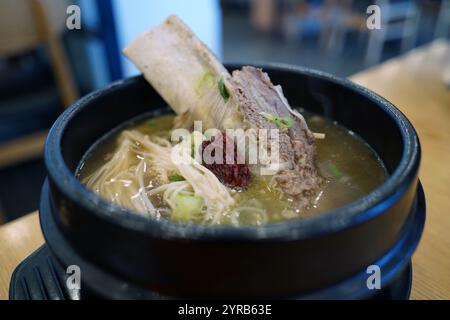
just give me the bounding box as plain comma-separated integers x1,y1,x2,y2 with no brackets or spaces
0,212,43,300
351,39,450,300
0,40,449,300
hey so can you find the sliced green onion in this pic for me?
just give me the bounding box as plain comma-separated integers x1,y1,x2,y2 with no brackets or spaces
194,70,215,96
168,173,185,182
147,121,157,128
172,192,204,222
218,76,230,102
328,163,343,178
279,116,293,129
260,112,293,129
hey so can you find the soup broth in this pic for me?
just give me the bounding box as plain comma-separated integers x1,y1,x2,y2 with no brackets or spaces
77,112,386,226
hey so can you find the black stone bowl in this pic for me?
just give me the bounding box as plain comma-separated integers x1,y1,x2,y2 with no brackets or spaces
41,63,425,299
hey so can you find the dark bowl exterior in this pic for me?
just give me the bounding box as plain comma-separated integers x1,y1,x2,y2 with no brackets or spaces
42,64,424,298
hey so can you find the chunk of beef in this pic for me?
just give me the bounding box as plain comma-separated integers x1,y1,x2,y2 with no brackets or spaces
231,67,322,205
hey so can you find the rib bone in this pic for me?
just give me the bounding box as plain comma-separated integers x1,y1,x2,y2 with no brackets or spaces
123,15,243,130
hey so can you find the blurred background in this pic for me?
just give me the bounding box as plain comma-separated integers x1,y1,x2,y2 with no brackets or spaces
0,0,448,223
